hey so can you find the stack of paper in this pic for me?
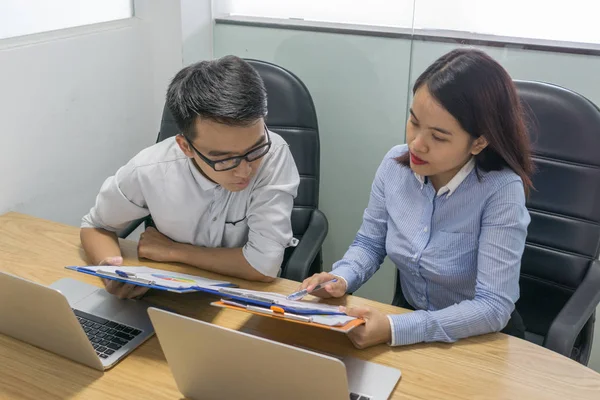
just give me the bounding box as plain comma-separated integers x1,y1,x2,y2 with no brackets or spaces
218,287,343,314
213,287,365,333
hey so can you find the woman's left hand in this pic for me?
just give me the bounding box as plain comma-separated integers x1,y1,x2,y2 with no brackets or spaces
341,306,392,349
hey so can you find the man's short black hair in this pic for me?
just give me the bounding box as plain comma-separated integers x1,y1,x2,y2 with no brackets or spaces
166,55,268,138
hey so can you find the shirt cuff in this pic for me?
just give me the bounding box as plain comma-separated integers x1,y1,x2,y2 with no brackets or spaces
330,266,361,293
242,244,283,278
388,311,428,346
387,315,397,346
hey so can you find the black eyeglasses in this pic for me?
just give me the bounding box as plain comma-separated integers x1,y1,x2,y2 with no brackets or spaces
183,126,271,172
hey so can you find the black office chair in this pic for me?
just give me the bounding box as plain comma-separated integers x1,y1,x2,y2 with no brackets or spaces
119,59,327,282
393,80,600,365
514,80,600,365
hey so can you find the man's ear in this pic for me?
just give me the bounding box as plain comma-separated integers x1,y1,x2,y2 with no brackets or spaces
175,134,195,158
471,136,489,156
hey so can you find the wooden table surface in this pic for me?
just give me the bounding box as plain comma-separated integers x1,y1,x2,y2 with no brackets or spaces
1,212,599,399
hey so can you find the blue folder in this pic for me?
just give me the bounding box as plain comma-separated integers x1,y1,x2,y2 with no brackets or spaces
66,266,237,294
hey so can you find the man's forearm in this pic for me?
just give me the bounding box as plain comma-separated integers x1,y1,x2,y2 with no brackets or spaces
171,244,275,282
80,228,122,265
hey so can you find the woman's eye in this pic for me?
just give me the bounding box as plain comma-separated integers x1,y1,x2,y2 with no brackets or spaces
432,134,446,142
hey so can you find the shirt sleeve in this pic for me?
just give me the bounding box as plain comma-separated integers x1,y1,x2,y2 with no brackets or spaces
331,153,391,292
243,143,300,277
81,158,149,232
387,180,530,346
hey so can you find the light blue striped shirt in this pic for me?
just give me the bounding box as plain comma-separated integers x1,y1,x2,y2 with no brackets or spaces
332,145,530,346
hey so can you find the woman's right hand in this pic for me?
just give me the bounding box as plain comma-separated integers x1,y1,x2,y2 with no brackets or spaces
298,272,348,298
99,256,149,299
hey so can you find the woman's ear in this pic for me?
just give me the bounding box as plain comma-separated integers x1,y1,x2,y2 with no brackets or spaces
175,134,195,158
471,136,489,155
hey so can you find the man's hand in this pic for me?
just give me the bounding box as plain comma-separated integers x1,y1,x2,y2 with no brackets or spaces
99,256,149,299
138,227,179,262
297,272,347,298
341,306,392,349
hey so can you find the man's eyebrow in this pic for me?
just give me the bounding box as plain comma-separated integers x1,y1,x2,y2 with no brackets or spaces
207,135,266,157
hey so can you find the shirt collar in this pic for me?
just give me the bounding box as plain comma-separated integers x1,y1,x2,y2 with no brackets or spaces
413,157,475,197
188,158,219,191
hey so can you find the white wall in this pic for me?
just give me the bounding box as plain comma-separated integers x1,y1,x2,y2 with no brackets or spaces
412,1,600,43
181,0,213,65
221,1,600,44
0,0,182,227
0,0,133,40
225,0,415,28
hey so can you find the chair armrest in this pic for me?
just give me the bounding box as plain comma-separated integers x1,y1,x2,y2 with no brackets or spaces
544,259,600,357
282,209,328,282
116,216,151,239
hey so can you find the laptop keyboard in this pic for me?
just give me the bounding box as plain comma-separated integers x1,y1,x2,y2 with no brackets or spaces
349,393,371,400
73,309,142,360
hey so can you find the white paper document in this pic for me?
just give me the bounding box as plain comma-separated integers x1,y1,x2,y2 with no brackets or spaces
81,266,232,289
218,287,344,313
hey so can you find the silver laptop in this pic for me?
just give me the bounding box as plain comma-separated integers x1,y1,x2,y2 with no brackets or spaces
148,307,401,400
0,272,154,370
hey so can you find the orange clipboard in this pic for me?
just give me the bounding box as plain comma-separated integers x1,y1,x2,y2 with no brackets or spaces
211,300,365,333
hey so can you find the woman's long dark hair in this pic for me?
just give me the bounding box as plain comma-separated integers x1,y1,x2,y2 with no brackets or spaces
398,48,534,195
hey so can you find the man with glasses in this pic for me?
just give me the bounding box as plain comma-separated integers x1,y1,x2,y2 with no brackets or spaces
80,56,300,299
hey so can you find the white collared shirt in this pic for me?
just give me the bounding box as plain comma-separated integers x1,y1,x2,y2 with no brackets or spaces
81,131,300,277
413,157,475,197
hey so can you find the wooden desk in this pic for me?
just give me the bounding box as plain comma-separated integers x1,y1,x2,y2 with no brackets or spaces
0,212,599,399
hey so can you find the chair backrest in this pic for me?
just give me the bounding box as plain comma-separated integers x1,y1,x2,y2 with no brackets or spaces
245,60,321,275
156,59,321,274
515,80,600,342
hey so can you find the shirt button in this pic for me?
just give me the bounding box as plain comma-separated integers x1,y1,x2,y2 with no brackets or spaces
212,217,217,222
421,295,426,301
424,226,429,232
